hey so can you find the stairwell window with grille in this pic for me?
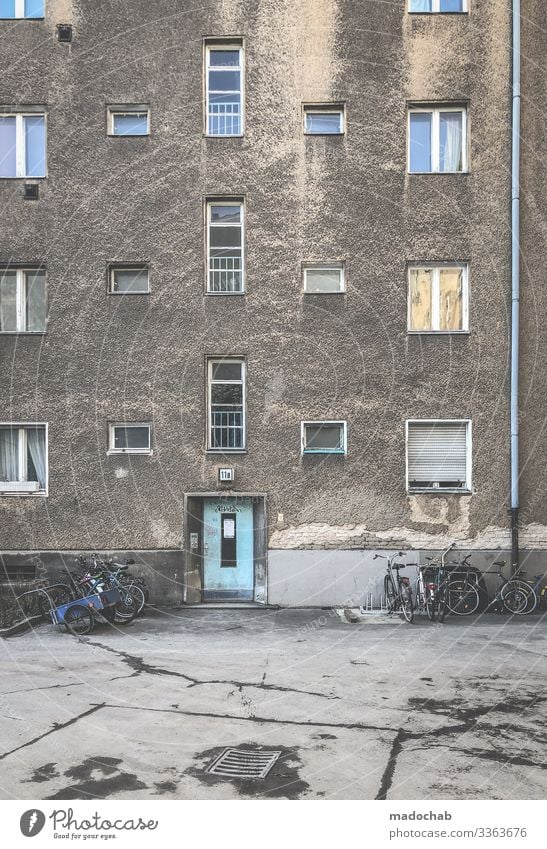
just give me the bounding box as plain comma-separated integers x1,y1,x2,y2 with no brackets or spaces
0,424,47,495
207,200,244,293
406,420,471,492
205,43,243,137
408,263,468,332
208,359,245,451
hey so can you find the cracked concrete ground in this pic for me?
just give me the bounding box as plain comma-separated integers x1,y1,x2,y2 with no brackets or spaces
0,608,545,800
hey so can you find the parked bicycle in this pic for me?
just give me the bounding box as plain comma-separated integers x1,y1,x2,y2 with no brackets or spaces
483,561,537,614
374,552,415,623
442,554,481,616
421,543,455,623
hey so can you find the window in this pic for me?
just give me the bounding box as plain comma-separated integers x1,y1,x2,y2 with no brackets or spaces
304,105,345,135
0,0,44,19
0,424,47,494
408,106,467,173
108,423,151,454
109,265,149,294
0,112,46,177
108,105,149,137
207,201,244,293
206,44,243,136
303,263,345,293
409,0,466,12
408,264,467,332
0,268,46,332
407,420,471,491
301,421,347,455
208,359,245,450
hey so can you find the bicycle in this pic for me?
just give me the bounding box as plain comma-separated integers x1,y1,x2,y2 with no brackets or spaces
443,554,481,616
374,552,415,623
421,543,456,623
521,570,546,614
415,565,437,620
483,561,535,614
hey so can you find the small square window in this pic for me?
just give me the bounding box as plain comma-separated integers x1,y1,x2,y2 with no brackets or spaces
0,423,47,494
301,421,347,455
108,106,150,136
0,268,46,332
407,420,471,491
408,106,467,173
304,105,345,135
408,263,468,332
109,423,151,454
303,263,345,293
0,112,46,177
109,265,149,294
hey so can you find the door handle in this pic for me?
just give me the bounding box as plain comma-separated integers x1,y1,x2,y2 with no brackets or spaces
204,543,208,551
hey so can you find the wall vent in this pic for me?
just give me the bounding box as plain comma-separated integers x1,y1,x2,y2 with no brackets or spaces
23,183,39,200
57,25,72,43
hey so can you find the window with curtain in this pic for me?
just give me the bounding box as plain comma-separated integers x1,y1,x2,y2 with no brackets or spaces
108,106,150,136
0,269,46,332
407,421,470,491
409,107,466,173
109,266,149,294
408,264,467,332
0,112,46,177
0,424,47,492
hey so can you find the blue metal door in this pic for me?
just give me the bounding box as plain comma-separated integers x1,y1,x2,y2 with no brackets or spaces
203,498,254,600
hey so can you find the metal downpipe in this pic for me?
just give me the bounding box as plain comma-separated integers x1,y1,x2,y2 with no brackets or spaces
510,0,521,573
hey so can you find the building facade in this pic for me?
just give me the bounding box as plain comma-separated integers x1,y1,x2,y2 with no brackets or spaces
0,0,545,606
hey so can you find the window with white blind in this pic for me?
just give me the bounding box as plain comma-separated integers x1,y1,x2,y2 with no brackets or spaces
406,420,471,491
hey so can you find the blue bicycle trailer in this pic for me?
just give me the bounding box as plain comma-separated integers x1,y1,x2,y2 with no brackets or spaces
17,585,122,636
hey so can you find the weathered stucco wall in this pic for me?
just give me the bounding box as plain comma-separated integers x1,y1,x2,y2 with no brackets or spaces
0,1,539,561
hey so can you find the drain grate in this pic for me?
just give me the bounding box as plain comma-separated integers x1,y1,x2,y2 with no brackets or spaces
206,748,281,779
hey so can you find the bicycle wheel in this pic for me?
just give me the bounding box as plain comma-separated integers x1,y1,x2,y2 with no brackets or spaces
425,588,436,621
501,580,532,614
400,584,414,623
437,586,449,623
523,584,539,614
448,582,480,616
384,575,397,613
64,604,94,636
120,582,146,616
113,588,138,623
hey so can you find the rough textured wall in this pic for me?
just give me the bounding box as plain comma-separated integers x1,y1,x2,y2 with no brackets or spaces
519,0,547,547
0,1,519,553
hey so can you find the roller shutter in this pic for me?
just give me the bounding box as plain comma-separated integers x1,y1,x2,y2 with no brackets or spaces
408,422,469,488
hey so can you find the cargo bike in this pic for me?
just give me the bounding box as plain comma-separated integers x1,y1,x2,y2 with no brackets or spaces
17,579,137,636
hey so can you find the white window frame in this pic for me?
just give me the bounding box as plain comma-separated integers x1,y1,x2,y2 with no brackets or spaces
0,1,44,18
207,358,246,452
303,104,345,135
107,105,150,137
301,421,347,455
108,264,150,295
405,419,472,493
408,0,467,12
108,423,152,455
205,43,244,137
407,262,468,333
408,106,467,173
303,262,345,294
0,422,48,495
206,199,245,294
0,267,47,332
0,111,46,177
